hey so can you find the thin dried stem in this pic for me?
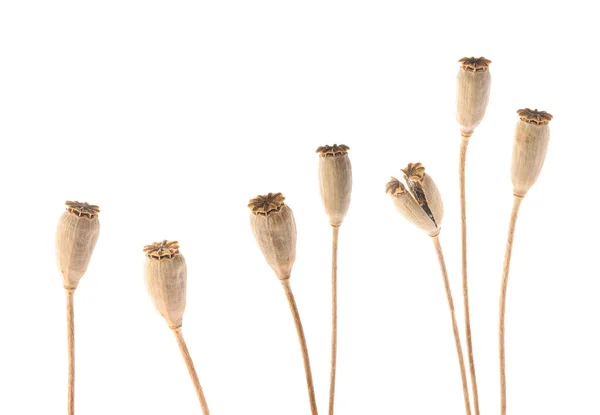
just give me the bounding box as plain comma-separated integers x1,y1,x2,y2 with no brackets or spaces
459,133,480,415
173,328,210,415
66,289,75,415
431,235,472,415
499,195,524,415
329,225,340,415
281,279,319,415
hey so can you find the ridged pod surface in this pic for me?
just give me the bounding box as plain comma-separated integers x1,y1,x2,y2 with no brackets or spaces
143,240,187,329
249,193,297,280
511,108,552,197
317,144,352,226
56,201,100,289
456,57,492,134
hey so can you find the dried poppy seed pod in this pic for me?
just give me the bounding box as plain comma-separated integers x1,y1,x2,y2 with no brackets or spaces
386,163,444,236
144,240,187,329
511,108,552,197
456,57,492,135
249,193,297,280
56,201,100,290
317,144,352,226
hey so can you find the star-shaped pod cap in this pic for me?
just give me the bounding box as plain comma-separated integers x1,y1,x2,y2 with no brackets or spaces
144,240,181,260
517,108,553,125
316,144,350,157
458,57,492,72
248,192,286,216
65,201,100,218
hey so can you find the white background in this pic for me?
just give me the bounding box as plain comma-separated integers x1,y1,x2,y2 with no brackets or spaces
0,1,598,414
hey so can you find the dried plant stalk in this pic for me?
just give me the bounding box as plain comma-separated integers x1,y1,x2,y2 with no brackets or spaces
456,56,491,415
432,235,472,415
143,241,210,415
329,225,339,415
281,278,319,415
386,166,471,415
317,144,352,415
249,194,318,415
173,327,210,412
56,201,100,415
499,109,552,415
499,195,522,415
458,134,480,415
66,289,75,415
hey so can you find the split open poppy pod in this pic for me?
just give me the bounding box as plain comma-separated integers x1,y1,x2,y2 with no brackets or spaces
56,201,100,290
456,57,492,135
249,193,297,280
143,240,187,329
511,108,552,197
317,144,352,227
386,163,444,236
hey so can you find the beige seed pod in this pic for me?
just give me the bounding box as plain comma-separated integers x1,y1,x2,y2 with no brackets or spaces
56,201,101,290
143,240,187,329
385,162,444,236
248,193,297,280
456,57,492,135
316,144,352,227
511,108,552,197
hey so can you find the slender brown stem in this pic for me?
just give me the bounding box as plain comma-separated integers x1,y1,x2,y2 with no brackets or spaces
459,132,480,415
66,289,75,415
499,195,524,415
281,278,319,415
172,327,210,415
329,225,340,415
431,235,472,415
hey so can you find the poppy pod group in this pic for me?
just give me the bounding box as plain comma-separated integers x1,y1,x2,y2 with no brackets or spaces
381,57,552,415
51,57,553,415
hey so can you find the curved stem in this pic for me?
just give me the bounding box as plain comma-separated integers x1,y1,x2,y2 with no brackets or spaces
431,235,472,415
329,225,340,415
459,132,480,415
281,279,319,415
499,195,524,415
66,289,75,415
172,328,210,415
